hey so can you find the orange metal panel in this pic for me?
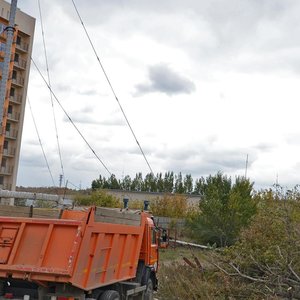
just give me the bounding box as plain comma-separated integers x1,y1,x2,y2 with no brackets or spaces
70,213,146,290
0,217,84,279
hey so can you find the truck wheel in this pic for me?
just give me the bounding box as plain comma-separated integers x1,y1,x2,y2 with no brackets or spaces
99,290,120,300
144,279,154,300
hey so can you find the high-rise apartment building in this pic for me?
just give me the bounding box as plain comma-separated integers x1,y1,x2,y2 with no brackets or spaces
0,0,35,197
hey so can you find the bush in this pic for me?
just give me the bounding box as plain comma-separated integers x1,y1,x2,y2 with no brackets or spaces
74,190,121,207
150,194,196,218
221,188,300,298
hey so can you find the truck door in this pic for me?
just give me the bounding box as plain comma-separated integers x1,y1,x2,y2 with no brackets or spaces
149,226,158,266
0,225,19,264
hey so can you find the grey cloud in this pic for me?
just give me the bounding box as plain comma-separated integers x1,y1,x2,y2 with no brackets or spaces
31,0,300,75
163,156,247,178
135,64,195,96
62,112,125,126
81,106,94,113
22,139,40,147
63,114,94,125
99,118,126,126
78,89,98,96
285,133,300,145
254,143,275,152
155,143,257,177
20,155,43,168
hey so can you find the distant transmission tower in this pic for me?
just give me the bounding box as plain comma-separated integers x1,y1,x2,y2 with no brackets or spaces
245,154,249,178
59,174,63,188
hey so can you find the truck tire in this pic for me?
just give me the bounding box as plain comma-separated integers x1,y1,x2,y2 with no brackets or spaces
144,278,154,300
99,290,120,300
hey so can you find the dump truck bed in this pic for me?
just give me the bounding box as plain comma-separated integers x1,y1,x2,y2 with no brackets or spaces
0,205,146,291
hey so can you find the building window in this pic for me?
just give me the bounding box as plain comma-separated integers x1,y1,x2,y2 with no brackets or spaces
5,123,10,132
0,176,4,185
16,36,21,45
14,53,19,63
3,140,8,150
8,105,12,114
12,70,17,80
10,88,15,97
1,158,6,168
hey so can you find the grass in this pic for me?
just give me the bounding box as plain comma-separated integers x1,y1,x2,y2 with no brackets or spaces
156,246,215,299
159,246,210,264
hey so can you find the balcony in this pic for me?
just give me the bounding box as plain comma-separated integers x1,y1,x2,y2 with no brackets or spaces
2,147,16,157
5,129,18,140
9,94,22,104
11,76,24,87
0,183,12,190
0,165,14,175
13,58,26,70
15,41,29,53
7,112,20,122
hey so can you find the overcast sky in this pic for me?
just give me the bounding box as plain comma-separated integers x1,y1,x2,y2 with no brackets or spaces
14,0,300,190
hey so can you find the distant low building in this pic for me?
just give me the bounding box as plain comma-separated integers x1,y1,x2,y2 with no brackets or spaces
104,189,201,205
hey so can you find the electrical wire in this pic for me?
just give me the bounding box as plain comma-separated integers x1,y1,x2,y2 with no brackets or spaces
28,98,56,186
70,0,154,175
37,0,65,185
67,180,80,190
31,57,112,176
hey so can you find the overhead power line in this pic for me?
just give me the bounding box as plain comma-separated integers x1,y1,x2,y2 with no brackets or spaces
70,0,154,175
37,0,65,185
67,180,80,190
31,58,112,176
28,98,56,186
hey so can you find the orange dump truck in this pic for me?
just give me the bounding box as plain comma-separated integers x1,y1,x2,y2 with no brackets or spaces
0,205,158,300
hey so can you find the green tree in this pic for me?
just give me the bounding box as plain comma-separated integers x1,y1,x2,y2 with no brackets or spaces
163,171,174,193
144,173,157,192
174,172,185,194
184,174,193,193
102,177,110,189
156,173,164,192
193,177,205,194
107,174,120,189
91,175,105,190
121,175,132,191
188,173,256,247
131,173,143,191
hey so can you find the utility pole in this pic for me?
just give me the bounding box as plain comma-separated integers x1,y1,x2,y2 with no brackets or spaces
0,0,18,127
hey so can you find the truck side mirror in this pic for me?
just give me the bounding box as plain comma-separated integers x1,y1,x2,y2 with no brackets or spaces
144,200,149,211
